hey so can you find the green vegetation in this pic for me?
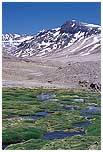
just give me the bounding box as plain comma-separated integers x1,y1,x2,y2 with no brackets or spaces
2,88,101,150
3,127,43,144
34,111,84,131
6,136,101,150
86,116,101,136
42,136,101,150
6,139,47,150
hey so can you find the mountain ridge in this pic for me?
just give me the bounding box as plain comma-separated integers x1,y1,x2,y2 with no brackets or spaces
2,20,101,58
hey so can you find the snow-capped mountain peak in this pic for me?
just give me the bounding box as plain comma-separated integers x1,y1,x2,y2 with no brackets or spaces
2,20,101,58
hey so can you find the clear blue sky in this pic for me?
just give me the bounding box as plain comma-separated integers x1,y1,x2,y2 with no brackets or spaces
2,2,101,34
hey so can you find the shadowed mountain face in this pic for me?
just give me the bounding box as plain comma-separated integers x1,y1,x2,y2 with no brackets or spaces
2,20,101,58
60,20,100,35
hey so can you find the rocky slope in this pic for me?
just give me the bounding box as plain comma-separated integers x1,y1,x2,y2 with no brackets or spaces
2,20,101,58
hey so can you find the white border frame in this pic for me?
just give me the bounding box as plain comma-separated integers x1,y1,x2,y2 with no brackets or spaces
0,1,102,152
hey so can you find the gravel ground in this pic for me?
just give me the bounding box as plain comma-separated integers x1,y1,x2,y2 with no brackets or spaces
2,52,101,89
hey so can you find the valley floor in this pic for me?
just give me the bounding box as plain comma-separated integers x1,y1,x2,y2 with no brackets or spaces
2,53,100,89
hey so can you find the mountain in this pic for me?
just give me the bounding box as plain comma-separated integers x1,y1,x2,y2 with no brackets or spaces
2,20,101,90
2,20,101,58
2,33,33,54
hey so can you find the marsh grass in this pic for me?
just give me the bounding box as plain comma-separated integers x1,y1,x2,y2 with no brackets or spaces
2,88,101,150
3,127,44,145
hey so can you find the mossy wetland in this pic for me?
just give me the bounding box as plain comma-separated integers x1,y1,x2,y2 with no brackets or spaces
2,88,101,150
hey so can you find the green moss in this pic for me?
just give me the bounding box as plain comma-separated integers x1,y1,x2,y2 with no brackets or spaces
86,116,101,136
2,88,101,150
34,111,85,131
6,139,48,150
42,136,101,150
3,127,44,145
6,136,101,150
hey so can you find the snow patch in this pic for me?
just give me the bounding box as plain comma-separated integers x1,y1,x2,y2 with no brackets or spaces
53,31,60,37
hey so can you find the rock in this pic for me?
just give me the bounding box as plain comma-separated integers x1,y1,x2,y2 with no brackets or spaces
78,81,101,92
58,66,62,70
89,83,101,91
48,80,52,83
79,80,88,87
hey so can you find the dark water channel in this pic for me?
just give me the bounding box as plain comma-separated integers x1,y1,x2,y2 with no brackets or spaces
43,130,85,140
21,111,49,120
72,120,92,128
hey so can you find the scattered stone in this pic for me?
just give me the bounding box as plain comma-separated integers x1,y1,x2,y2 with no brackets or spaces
48,80,52,84
78,81,101,92
89,83,101,91
58,66,62,70
79,80,88,87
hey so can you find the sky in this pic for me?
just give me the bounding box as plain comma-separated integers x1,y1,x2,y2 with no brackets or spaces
2,2,101,34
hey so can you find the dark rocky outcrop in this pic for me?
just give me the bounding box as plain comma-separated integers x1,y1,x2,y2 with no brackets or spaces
79,81,101,92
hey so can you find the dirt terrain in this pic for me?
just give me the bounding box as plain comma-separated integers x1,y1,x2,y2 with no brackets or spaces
2,52,101,90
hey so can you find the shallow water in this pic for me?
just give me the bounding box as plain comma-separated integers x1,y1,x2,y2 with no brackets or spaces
37,93,56,101
21,111,49,120
73,120,92,128
64,105,80,110
43,130,85,140
81,106,101,114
